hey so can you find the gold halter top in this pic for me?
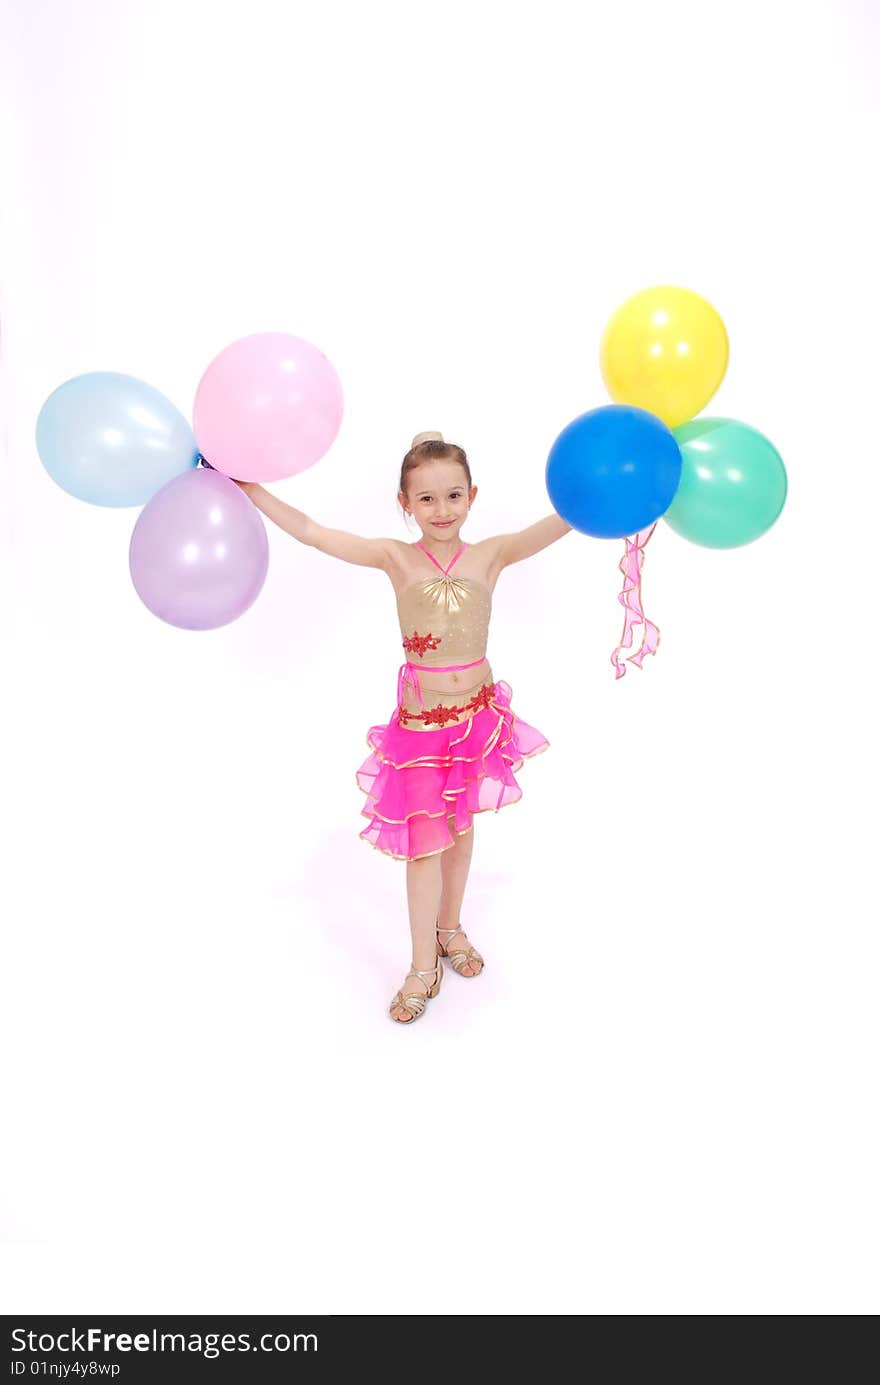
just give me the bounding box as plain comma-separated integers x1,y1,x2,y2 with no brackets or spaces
395,543,492,710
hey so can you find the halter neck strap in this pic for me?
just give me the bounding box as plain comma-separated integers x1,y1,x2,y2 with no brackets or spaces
416,541,467,576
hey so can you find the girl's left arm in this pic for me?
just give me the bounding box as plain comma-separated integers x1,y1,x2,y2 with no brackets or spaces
495,514,573,569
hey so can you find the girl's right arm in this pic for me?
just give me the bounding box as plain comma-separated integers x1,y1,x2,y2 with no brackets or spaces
236,481,393,570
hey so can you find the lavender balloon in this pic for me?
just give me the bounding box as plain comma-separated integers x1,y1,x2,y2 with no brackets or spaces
130,468,269,630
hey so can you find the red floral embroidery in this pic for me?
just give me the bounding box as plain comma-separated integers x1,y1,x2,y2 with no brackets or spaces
402,630,442,657
420,704,464,727
469,684,496,714
398,684,497,727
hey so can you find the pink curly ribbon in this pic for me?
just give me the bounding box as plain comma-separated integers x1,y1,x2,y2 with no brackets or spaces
610,523,660,678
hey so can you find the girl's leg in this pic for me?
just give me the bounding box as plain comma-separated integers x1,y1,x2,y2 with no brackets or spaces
390,851,443,1022
437,815,481,976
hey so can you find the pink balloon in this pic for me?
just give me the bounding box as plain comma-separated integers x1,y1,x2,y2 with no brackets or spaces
129,469,269,630
193,332,344,483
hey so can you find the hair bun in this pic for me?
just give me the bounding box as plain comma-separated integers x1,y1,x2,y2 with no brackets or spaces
411,431,444,448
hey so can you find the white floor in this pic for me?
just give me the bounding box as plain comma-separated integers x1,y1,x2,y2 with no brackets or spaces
2,525,875,1312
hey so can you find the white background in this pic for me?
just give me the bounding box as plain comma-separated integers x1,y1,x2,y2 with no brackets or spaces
1,0,877,1314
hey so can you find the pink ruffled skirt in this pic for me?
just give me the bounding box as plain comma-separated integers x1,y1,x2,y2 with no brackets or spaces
356,679,549,861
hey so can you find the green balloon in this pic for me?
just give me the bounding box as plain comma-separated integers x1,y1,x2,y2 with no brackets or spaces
664,417,787,549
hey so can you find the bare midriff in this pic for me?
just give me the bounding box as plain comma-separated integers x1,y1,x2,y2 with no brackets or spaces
397,669,496,732
412,661,492,695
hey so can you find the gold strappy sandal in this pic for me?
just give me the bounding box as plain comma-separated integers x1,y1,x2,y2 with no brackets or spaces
436,926,484,977
389,959,443,1023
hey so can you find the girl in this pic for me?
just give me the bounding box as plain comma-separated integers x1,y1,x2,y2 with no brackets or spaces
234,433,571,1024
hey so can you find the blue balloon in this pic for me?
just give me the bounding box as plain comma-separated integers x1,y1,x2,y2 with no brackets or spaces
546,405,683,538
36,372,199,507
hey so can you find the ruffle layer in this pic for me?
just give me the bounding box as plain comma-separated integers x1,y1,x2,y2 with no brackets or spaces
356,680,548,861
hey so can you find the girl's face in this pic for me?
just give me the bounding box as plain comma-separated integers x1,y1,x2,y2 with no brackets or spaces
399,461,477,541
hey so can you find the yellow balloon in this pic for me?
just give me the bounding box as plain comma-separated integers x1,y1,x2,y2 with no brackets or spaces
600,286,729,429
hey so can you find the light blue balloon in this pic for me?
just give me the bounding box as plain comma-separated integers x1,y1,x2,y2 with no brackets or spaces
36,372,200,507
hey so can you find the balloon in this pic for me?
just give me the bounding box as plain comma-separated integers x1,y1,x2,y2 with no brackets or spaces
193,332,343,483
600,286,729,428
129,468,269,629
36,372,199,507
546,405,682,539
664,418,787,549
